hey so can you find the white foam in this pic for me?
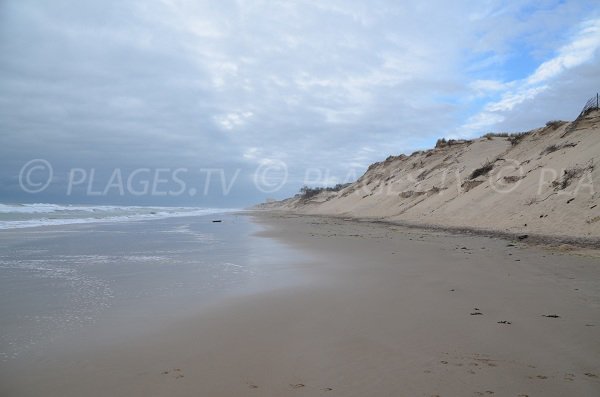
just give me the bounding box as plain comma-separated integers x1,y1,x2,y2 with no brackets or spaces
0,203,124,214
0,203,63,213
0,204,240,230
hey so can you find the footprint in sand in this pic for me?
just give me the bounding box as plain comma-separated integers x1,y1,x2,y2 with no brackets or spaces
161,368,184,379
564,373,575,381
542,314,560,318
246,381,259,389
584,372,598,378
497,320,512,324
290,383,305,389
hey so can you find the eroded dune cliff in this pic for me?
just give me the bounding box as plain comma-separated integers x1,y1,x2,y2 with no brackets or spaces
261,109,600,240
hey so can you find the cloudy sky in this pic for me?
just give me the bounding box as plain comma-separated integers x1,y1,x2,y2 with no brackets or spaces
1,0,599,207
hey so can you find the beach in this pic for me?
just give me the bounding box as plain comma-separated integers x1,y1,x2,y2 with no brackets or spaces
3,2,600,396
1,212,599,396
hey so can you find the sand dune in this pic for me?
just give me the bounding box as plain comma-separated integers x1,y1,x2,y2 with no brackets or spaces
261,109,600,241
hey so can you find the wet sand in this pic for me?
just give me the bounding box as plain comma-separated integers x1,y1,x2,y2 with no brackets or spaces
2,212,599,396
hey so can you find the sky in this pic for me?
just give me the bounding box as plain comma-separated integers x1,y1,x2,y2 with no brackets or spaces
1,0,599,207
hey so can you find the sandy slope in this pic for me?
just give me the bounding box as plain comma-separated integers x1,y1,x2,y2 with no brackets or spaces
262,109,600,239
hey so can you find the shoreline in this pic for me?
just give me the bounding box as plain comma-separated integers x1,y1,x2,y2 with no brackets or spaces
2,212,599,396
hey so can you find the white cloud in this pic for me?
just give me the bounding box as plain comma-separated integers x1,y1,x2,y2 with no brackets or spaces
469,79,510,95
460,112,505,136
1,0,600,204
214,111,254,130
457,16,600,136
108,96,144,110
527,18,600,85
485,85,549,112
242,147,260,161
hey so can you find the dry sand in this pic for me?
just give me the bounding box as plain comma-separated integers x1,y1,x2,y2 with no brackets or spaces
3,213,599,396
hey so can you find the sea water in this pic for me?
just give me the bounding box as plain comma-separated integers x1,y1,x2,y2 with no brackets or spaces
0,207,307,363
0,202,237,229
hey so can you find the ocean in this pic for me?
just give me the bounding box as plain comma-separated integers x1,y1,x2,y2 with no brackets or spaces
0,203,238,230
0,205,307,364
